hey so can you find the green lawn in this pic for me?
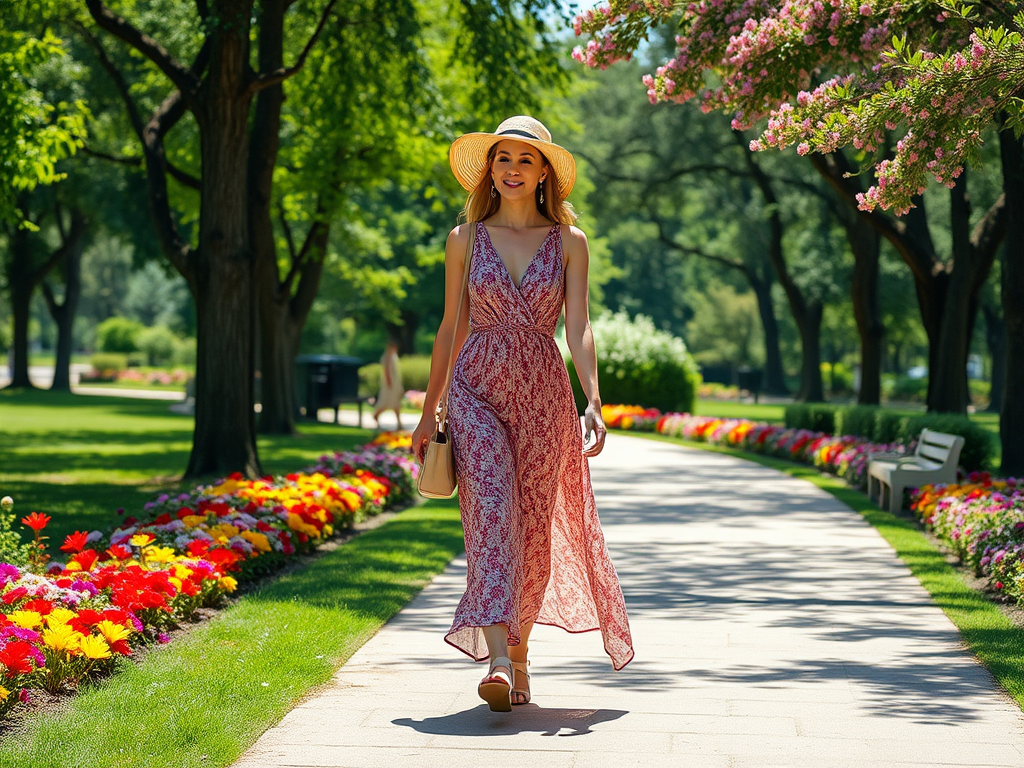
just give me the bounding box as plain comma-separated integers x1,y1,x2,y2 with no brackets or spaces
621,429,1024,711
0,387,466,767
0,388,380,547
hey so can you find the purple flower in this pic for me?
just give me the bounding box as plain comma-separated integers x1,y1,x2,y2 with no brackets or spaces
157,632,170,644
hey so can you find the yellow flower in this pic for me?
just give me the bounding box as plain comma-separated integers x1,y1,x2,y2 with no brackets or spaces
143,545,177,563
218,576,238,592
42,623,84,653
78,635,111,660
210,523,240,540
209,478,241,495
95,620,131,645
240,530,272,553
168,577,183,590
45,608,76,628
173,565,194,580
129,533,155,547
0,686,8,701
65,561,83,572
8,611,43,629
181,515,206,529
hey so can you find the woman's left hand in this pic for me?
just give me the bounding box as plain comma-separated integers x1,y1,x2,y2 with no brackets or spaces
583,403,606,458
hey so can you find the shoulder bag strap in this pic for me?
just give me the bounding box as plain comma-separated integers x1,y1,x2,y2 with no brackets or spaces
435,222,475,430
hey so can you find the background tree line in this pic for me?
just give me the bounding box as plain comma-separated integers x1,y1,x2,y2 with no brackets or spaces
1,0,1012,476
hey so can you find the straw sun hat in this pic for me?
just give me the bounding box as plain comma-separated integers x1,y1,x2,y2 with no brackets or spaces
449,116,577,199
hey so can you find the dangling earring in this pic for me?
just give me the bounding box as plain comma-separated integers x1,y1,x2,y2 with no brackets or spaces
490,184,496,199
538,179,545,205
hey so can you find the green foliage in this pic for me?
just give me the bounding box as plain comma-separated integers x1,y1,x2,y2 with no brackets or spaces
0,496,33,567
559,310,701,414
0,24,88,226
821,361,854,394
784,403,836,434
136,325,177,366
883,373,929,403
897,414,998,473
873,409,906,443
358,354,432,397
833,405,880,439
89,353,128,377
96,316,143,353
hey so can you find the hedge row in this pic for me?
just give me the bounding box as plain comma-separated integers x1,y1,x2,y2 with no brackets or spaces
784,404,997,472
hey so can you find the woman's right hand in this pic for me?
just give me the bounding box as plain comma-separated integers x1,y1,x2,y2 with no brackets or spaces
412,416,434,463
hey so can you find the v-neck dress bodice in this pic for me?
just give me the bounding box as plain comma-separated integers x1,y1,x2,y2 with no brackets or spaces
444,221,634,671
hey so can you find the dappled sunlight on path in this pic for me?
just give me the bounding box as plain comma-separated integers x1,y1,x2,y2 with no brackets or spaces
232,431,1024,768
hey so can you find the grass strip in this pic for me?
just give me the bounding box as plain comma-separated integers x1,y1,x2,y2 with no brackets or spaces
621,428,1024,711
0,499,464,768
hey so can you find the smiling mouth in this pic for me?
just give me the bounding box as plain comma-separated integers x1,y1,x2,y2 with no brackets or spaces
503,180,524,188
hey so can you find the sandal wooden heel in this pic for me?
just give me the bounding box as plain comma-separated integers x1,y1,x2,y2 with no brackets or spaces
511,660,531,705
478,656,513,712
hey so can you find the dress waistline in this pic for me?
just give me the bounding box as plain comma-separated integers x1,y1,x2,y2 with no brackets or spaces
470,323,553,338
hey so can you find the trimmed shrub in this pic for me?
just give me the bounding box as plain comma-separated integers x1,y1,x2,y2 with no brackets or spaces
561,310,700,414
883,373,928,403
137,325,178,366
897,414,998,472
785,403,836,434
96,316,143,353
89,353,128,378
872,409,906,443
834,405,880,439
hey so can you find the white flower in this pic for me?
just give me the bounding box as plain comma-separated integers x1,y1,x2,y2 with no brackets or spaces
0,496,13,512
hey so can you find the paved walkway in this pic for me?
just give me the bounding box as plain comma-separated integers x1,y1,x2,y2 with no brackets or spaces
232,431,1024,768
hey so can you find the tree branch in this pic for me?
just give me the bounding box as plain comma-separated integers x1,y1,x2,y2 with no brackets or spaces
166,161,201,190
278,202,297,264
84,0,200,98
650,215,746,272
247,0,339,95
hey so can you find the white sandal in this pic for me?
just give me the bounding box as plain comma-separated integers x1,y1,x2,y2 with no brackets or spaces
478,656,513,712
511,659,530,705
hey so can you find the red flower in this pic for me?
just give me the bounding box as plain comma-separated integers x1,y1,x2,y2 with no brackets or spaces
229,472,244,481
60,531,90,554
76,609,103,626
71,549,99,572
204,548,242,572
256,521,273,533
0,641,36,675
110,639,131,656
106,544,132,560
1,587,28,605
152,513,172,526
20,512,50,532
186,539,211,557
123,516,138,527
21,599,53,616
176,507,195,520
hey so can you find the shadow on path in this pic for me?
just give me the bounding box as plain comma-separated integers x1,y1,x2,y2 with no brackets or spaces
394,706,628,737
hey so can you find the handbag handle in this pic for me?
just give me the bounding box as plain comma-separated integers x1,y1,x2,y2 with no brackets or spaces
435,222,476,430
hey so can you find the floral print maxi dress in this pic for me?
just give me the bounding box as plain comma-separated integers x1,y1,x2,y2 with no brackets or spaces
445,221,634,671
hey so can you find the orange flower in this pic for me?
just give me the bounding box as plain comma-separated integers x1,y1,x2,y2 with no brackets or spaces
21,512,51,532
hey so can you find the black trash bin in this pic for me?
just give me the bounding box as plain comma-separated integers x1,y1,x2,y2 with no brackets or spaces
736,365,763,403
294,354,366,425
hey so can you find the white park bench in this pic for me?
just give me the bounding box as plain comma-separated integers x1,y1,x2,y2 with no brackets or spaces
867,429,965,514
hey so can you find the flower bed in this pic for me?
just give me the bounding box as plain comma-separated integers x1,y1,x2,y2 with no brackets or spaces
602,405,907,489
0,433,419,719
911,476,1024,605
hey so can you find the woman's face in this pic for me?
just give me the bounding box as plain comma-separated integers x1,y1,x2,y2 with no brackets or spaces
490,139,548,202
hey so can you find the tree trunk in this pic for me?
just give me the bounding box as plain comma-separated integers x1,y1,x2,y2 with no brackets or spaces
742,146,822,401
386,308,420,356
838,208,883,405
42,215,86,392
808,153,1005,414
7,225,35,389
794,299,824,402
982,299,1005,414
749,268,788,395
185,10,261,478
998,123,1024,476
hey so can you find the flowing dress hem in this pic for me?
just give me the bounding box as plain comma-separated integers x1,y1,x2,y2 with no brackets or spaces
445,620,634,670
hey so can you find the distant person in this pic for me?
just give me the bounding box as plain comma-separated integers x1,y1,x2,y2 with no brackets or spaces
372,338,404,430
412,116,634,712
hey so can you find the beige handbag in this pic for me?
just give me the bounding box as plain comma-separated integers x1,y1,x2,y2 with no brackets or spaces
417,224,475,499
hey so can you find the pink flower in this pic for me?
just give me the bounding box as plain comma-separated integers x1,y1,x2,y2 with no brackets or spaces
859,3,871,14
797,142,810,155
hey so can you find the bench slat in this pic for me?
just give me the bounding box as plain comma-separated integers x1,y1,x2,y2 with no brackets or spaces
919,445,952,463
921,429,959,448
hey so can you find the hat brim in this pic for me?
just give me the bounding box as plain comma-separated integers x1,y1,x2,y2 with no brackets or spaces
449,133,577,199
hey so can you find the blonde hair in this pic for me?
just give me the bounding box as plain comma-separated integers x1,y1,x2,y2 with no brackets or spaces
460,144,578,225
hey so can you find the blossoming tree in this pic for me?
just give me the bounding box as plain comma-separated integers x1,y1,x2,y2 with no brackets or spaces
573,0,1024,474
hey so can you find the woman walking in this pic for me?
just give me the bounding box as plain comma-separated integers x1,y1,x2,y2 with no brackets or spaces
412,116,633,713
373,337,404,430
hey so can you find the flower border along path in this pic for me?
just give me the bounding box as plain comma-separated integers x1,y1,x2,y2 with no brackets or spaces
601,405,1024,713
0,434,466,768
